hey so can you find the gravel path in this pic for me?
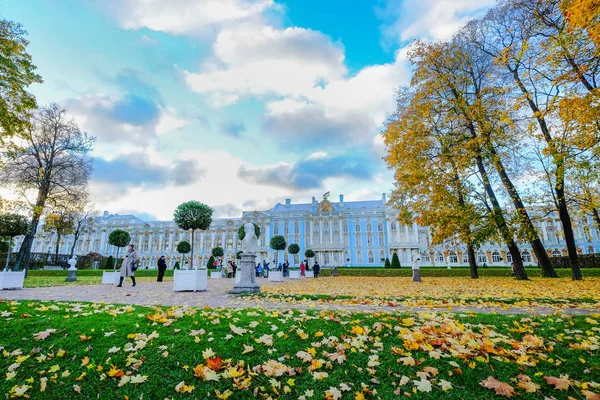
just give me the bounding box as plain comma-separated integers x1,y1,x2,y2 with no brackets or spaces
2,278,598,315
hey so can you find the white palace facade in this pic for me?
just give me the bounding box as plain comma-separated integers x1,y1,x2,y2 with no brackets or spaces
19,193,600,269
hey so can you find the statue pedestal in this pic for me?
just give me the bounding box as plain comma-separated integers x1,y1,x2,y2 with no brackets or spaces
412,269,422,282
66,267,77,282
232,253,260,293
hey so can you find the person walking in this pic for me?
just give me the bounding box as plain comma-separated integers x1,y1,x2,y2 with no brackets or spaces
157,255,167,282
313,261,320,278
300,261,305,276
263,260,270,278
283,262,289,278
232,262,237,278
227,261,233,278
118,244,138,287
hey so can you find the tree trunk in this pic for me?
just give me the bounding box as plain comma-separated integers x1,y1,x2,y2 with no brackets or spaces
114,247,120,272
555,167,583,280
14,213,41,276
475,155,528,280
54,232,62,265
592,208,600,234
190,230,195,270
4,237,12,271
467,244,478,279
487,145,557,277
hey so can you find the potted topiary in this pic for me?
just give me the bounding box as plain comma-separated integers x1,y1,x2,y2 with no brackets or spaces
287,244,300,279
210,247,224,279
268,235,286,282
304,249,315,278
102,229,130,285
0,213,29,289
172,201,213,292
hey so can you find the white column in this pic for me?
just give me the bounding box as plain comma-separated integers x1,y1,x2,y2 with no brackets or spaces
148,232,154,254
309,220,314,245
396,222,401,243
137,232,143,252
338,218,343,244
404,225,409,242
541,221,548,241
200,232,204,252
329,218,333,244
168,231,174,253
221,230,226,247
319,219,323,244
211,232,215,248
386,220,392,244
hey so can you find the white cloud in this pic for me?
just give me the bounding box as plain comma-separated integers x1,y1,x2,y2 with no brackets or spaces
378,0,496,43
155,110,187,136
307,152,327,160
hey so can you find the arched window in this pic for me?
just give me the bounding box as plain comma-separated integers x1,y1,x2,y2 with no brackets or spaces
377,232,383,246
378,223,384,232
305,223,310,233
355,235,361,247
355,222,361,232
368,250,374,264
379,250,385,263
477,252,487,264
367,233,373,247
449,252,458,263
366,223,372,232
506,252,512,263
391,222,397,231
356,251,363,264
344,251,349,264
324,221,329,231
421,252,430,263
462,252,469,264
435,252,445,264
343,222,348,233
294,221,299,234
226,238,233,250
274,223,279,235
547,229,557,243
284,222,289,234
552,250,561,257
343,234,349,246
492,251,503,263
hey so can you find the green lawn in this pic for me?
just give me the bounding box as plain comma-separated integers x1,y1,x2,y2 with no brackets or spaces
0,300,598,399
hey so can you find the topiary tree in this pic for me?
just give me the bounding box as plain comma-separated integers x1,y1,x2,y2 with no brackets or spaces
104,255,114,270
238,223,261,240
391,252,401,269
270,235,286,265
173,261,180,270
176,240,191,267
108,229,131,272
287,244,300,267
173,201,213,269
236,250,243,260
384,257,391,268
304,249,315,267
206,255,215,269
0,213,30,271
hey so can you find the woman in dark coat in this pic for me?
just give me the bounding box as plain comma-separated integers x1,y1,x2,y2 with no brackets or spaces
157,255,167,282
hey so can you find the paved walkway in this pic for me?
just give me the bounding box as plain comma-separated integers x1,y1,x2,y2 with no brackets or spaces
1,278,598,315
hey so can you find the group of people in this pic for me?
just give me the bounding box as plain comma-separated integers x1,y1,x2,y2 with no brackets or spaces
116,245,324,288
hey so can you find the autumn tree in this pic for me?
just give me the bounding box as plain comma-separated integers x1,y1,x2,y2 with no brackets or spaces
0,104,94,273
0,213,29,270
0,17,42,141
68,205,98,258
43,208,75,264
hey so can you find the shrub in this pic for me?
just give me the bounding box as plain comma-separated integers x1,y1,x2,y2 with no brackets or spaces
391,253,401,269
384,258,391,268
236,251,243,259
304,249,315,259
174,261,180,270
238,223,261,240
104,255,114,270
76,252,103,269
176,240,191,255
552,253,599,268
212,247,224,258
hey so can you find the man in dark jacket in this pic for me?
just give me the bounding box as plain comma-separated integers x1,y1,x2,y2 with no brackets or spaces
313,261,320,278
157,255,167,282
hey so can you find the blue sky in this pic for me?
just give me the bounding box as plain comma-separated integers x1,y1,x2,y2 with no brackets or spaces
1,0,494,220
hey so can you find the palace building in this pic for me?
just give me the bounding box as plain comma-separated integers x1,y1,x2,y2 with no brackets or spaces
17,193,600,269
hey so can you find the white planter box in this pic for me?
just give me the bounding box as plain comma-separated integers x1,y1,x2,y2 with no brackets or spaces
210,271,222,279
0,271,25,289
268,270,283,282
173,269,208,292
305,271,314,278
101,271,120,285
289,270,301,279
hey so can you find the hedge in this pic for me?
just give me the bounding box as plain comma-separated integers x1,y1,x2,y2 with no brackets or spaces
551,253,600,268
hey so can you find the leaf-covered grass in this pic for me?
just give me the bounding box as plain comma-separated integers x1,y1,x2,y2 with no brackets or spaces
0,300,598,399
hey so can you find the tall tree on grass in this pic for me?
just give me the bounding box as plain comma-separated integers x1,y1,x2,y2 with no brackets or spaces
173,201,213,270
0,17,42,141
270,235,286,266
43,208,75,264
68,205,98,258
108,230,130,272
0,213,29,270
0,104,94,272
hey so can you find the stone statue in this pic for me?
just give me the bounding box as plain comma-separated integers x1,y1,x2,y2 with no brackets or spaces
68,256,77,270
242,222,258,253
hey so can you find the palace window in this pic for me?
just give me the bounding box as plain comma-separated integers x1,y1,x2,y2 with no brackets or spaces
343,234,349,246
344,251,349,263
435,252,444,264
305,223,310,233
449,252,458,263
366,223,372,232
355,222,360,232
378,232,384,246
391,222,397,231
477,252,487,264
368,250,374,264
552,250,561,257
355,235,361,247
226,238,234,250
421,252,430,263
377,223,384,232
274,223,279,235
547,230,557,243
462,252,469,264
367,233,373,247
324,221,329,231
506,252,512,263
343,222,348,233
294,221,299,234
379,250,385,263
284,222,289,234
492,251,503,263
357,251,363,264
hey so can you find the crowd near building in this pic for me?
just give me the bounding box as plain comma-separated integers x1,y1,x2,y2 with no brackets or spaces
15,193,600,269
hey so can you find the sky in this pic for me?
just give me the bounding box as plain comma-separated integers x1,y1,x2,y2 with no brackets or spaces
1,0,495,221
